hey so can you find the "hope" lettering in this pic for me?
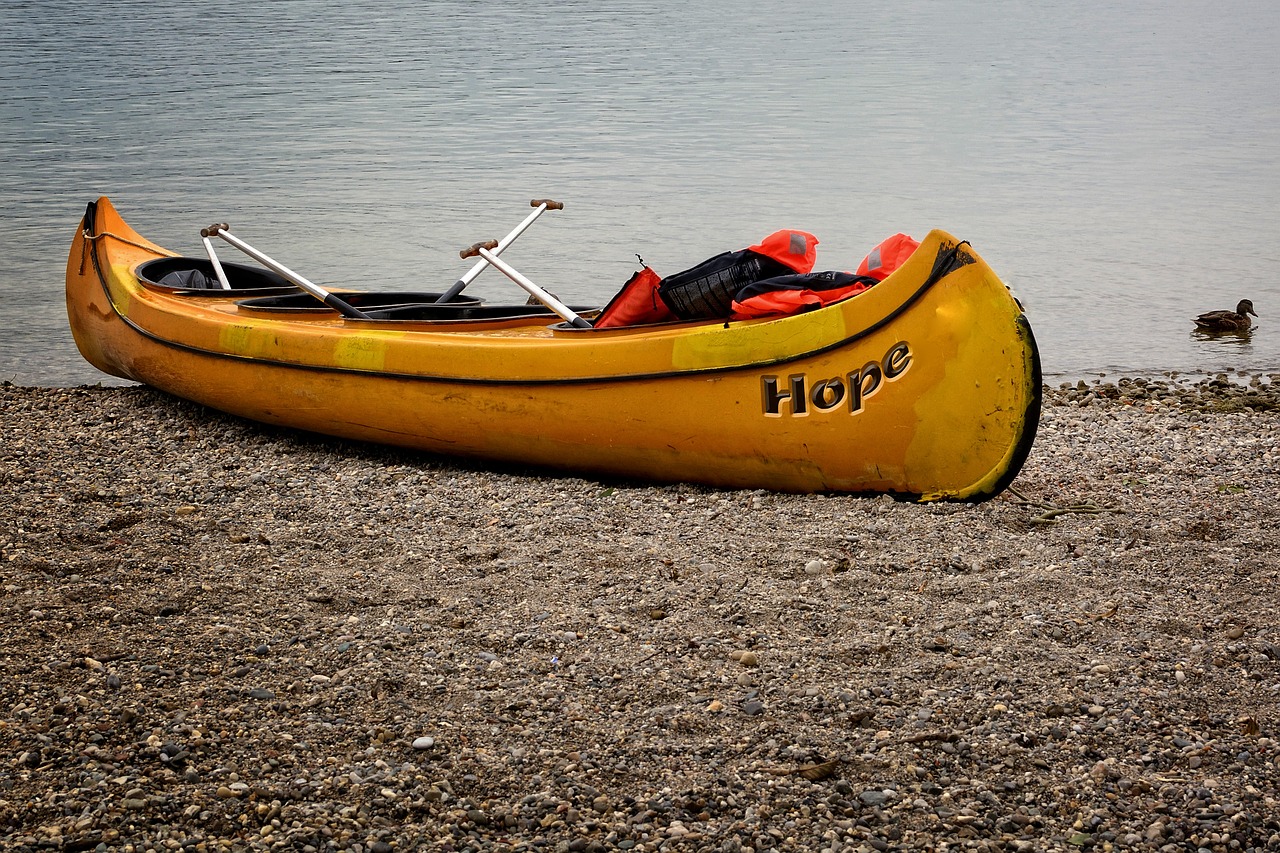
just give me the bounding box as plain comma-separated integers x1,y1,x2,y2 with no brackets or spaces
760,341,911,417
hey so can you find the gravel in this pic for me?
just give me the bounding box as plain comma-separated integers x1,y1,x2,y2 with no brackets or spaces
2,376,1278,852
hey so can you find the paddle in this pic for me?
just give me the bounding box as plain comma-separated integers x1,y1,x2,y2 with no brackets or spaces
461,239,592,329
200,223,371,320
200,232,233,290
435,199,563,304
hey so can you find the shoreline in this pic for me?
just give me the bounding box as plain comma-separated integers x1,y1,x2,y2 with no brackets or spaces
2,382,1278,851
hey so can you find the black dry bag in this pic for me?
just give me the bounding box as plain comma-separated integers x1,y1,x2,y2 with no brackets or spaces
656,249,792,320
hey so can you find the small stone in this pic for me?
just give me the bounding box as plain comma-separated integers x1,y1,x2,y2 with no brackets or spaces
412,736,435,750
742,699,765,716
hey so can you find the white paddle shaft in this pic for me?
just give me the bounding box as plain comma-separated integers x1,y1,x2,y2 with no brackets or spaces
476,247,591,329
437,199,562,303
201,236,232,290
203,225,370,320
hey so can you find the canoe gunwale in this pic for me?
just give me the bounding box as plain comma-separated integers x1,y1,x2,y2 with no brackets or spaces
81,207,1007,388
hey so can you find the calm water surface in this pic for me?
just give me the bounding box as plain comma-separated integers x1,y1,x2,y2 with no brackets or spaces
3,0,1279,386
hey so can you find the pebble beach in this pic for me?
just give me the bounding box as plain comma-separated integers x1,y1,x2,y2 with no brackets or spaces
2,376,1278,852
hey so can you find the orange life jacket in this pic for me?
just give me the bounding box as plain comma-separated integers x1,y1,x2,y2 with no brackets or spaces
857,233,919,280
593,265,672,328
748,229,820,273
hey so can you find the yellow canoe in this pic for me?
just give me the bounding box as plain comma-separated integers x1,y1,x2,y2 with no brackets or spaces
66,197,1040,500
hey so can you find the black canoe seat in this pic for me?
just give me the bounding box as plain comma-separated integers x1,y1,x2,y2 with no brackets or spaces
354,303,601,323
236,291,483,315
138,257,299,296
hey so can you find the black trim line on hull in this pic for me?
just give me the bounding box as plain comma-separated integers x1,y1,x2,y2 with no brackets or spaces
84,206,1004,389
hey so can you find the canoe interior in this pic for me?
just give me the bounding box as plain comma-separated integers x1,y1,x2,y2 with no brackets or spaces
137,256,299,297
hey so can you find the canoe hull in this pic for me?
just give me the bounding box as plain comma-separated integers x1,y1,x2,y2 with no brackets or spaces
67,198,1040,499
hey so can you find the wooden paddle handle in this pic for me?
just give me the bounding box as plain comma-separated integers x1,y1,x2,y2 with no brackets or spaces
460,239,500,259
530,199,564,210
200,222,230,238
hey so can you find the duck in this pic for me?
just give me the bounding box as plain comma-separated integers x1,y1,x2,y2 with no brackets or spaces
1194,299,1257,332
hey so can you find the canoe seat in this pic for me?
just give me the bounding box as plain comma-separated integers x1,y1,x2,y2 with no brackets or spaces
138,257,298,296
236,291,483,315
356,303,601,323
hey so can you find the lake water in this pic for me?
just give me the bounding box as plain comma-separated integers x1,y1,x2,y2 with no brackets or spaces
3,0,1279,387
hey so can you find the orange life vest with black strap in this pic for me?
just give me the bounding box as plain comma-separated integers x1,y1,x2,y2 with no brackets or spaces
732,229,921,318
730,270,879,319
731,232,921,320
592,229,824,327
